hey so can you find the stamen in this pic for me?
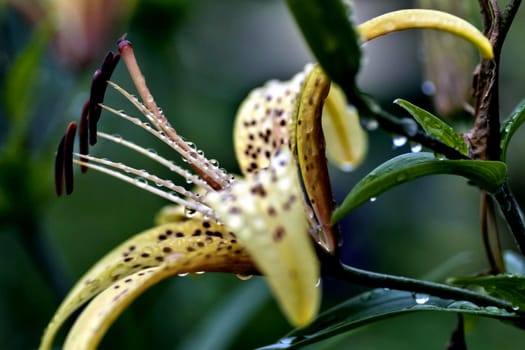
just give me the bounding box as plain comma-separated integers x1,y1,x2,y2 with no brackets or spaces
55,122,78,197
79,100,90,173
64,122,77,195
97,131,214,192
88,51,121,146
55,135,65,197
116,40,231,191
74,154,215,218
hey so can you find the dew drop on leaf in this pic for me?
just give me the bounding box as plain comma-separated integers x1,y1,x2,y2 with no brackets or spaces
414,293,430,305
392,135,408,148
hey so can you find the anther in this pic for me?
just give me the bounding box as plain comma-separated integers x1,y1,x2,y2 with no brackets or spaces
79,100,90,173
88,51,121,145
55,122,78,196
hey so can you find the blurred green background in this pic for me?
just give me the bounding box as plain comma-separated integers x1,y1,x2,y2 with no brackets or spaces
1,0,525,348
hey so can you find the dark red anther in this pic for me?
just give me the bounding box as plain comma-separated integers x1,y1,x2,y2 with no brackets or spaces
55,135,66,197
63,122,77,195
88,51,121,146
79,100,90,173
55,121,77,196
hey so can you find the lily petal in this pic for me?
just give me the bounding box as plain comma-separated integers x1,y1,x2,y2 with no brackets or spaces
357,9,493,59
322,84,367,171
39,217,254,350
207,148,320,327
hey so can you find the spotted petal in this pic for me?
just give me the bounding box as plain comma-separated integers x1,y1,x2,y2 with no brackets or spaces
206,148,320,327
39,216,254,350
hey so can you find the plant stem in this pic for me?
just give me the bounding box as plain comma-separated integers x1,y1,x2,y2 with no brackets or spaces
323,258,517,313
493,183,525,253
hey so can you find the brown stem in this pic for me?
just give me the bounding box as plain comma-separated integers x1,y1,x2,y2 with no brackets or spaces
481,191,505,272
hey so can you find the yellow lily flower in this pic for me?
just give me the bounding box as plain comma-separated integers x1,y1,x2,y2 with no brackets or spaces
42,8,492,349
44,38,363,349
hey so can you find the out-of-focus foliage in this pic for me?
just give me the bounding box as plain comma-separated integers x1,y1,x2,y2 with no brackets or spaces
2,0,525,349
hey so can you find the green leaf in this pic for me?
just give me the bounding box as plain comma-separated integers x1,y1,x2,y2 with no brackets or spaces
285,0,362,101
449,274,525,311
501,98,525,161
4,23,51,135
395,98,468,155
258,288,519,349
332,152,507,223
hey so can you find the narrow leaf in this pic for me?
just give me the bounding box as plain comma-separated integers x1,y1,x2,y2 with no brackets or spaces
449,274,525,311
4,24,50,128
501,98,525,161
286,0,362,100
395,98,468,155
259,288,518,349
332,152,506,223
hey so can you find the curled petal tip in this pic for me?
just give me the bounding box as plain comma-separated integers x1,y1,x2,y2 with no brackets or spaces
357,9,494,60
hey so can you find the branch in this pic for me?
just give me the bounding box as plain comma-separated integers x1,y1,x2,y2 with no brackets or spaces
322,258,518,313
493,183,525,253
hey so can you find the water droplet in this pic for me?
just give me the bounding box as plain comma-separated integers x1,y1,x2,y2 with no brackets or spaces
484,306,501,314
134,177,148,188
447,300,480,310
278,337,296,345
112,133,123,143
399,118,419,137
392,135,408,148
184,206,197,218
512,305,520,311
195,271,205,275
410,143,422,153
178,272,189,277
414,293,430,305
369,197,377,203
364,118,379,131
339,162,354,172
315,278,321,288
236,273,253,281
421,80,436,96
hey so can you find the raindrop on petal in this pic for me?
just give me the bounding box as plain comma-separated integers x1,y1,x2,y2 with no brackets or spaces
236,273,253,281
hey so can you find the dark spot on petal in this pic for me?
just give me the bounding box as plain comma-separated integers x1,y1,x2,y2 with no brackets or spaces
273,226,286,242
